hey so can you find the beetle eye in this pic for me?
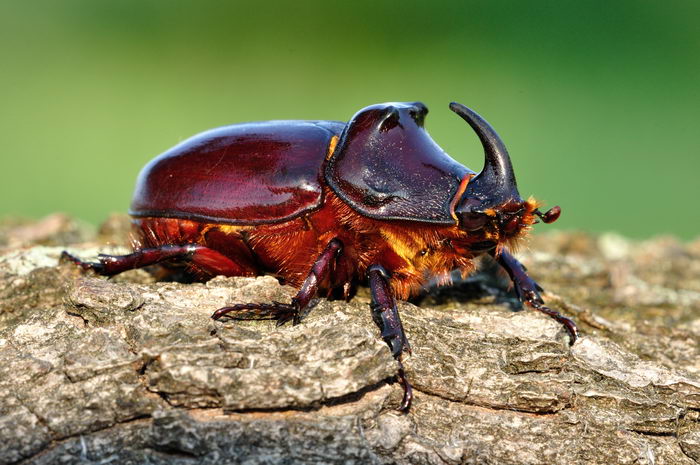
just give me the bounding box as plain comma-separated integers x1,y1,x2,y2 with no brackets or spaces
460,212,488,231
503,215,520,234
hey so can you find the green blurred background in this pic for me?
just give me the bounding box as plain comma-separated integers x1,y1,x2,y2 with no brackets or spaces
1,0,698,239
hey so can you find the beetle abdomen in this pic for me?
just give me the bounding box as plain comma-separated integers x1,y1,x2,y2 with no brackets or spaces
133,216,260,278
130,121,344,225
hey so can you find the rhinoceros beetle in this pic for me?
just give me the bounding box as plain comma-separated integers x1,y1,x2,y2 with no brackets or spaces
63,101,576,411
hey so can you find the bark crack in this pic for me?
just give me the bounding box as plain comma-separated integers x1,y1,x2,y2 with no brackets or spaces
410,384,565,416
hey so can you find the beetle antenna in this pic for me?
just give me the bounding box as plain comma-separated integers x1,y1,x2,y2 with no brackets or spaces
535,206,561,224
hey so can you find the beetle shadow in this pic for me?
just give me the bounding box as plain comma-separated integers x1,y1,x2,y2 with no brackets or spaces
410,256,522,312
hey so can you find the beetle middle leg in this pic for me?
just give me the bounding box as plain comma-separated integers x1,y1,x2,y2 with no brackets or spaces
212,238,343,326
491,248,578,345
367,264,413,411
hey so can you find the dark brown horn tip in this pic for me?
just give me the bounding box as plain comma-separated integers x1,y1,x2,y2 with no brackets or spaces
449,102,470,115
448,102,494,138
449,102,483,120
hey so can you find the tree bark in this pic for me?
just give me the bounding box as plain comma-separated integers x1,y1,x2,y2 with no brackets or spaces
1,216,699,464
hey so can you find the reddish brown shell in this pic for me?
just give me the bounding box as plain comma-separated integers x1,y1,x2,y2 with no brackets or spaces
130,121,344,224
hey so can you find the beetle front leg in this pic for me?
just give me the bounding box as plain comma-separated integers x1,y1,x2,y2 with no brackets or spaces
212,238,343,326
491,248,578,345
367,264,413,411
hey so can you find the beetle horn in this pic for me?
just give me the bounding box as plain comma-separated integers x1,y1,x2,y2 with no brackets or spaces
449,102,520,208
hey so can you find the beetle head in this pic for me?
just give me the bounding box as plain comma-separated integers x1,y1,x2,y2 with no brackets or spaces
450,102,560,243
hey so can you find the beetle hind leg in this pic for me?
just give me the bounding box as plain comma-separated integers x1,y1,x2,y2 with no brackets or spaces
212,238,343,326
62,244,255,278
61,251,107,274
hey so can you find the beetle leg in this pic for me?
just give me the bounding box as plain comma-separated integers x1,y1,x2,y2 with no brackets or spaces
61,244,252,277
491,248,578,345
367,264,413,412
212,238,343,326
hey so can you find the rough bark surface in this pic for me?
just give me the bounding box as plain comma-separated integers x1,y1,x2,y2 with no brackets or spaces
1,215,699,464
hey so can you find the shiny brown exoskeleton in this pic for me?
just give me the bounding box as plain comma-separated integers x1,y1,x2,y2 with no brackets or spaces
63,101,576,411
